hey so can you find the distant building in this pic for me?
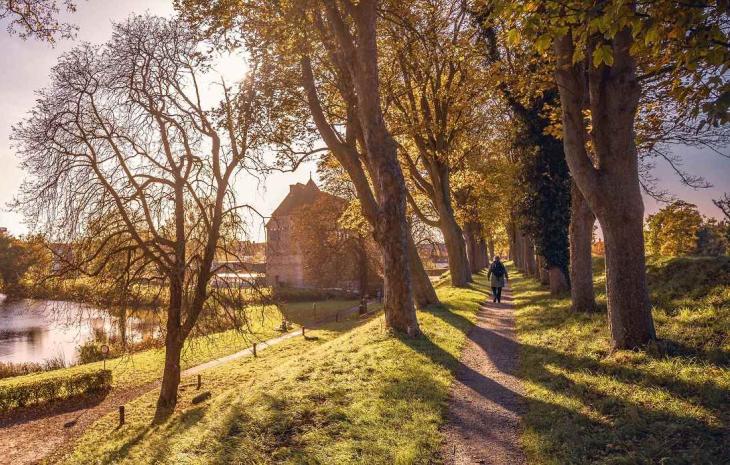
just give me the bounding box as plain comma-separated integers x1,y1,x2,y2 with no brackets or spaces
212,240,266,288
265,179,345,288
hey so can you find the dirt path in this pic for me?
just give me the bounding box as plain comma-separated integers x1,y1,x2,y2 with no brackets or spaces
0,302,371,465
441,287,526,465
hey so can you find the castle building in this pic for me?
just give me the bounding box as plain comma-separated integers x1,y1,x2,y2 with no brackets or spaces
265,179,344,288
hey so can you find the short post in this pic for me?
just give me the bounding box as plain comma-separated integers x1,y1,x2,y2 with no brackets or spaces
252,342,257,357
118,405,125,426
101,344,110,371
197,374,202,390
302,326,305,337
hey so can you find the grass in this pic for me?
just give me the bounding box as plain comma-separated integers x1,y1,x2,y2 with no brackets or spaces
1,298,367,393
513,256,730,465
0,305,283,393
59,274,489,464
280,299,359,326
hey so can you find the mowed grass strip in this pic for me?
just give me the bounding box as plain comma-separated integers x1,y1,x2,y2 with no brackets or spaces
1,305,286,392
513,256,730,465
1,298,370,395
60,275,488,465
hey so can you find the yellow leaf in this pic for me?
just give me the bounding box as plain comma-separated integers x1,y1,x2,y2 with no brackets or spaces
535,34,552,53
507,28,521,46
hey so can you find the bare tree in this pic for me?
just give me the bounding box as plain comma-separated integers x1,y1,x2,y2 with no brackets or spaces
1,0,80,41
178,0,442,335
13,15,267,421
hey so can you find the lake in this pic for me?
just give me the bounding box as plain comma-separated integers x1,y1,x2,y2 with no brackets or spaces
0,295,161,365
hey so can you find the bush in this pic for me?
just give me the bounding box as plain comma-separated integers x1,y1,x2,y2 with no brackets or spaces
0,356,67,380
0,369,112,411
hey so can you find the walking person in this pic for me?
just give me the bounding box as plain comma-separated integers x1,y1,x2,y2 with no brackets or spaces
487,256,509,303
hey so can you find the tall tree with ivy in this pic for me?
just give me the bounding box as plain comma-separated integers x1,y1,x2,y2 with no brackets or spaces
494,0,728,348
473,9,572,294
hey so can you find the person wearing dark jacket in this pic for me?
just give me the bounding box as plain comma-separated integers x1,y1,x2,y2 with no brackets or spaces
487,256,509,303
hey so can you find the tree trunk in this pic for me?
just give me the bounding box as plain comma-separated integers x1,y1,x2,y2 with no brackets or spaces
513,225,523,271
537,256,549,285
554,29,655,349
570,182,596,311
602,210,655,348
464,222,482,274
118,306,127,351
548,267,569,295
358,238,368,297
487,237,495,262
523,236,537,277
407,233,440,307
154,328,183,423
430,157,471,286
440,212,471,286
154,280,184,422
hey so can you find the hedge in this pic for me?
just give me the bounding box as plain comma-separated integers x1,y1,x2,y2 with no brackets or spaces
0,369,112,411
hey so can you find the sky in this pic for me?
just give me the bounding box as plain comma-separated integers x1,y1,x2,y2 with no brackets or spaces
0,0,728,242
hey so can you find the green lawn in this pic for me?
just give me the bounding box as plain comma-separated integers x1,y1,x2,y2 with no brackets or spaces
280,299,359,326
59,275,488,464
0,305,284,392
1,298,372,396
514,256,730,465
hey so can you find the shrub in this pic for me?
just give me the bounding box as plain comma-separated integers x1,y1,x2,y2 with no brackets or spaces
0,356,67,380
0,369,112,411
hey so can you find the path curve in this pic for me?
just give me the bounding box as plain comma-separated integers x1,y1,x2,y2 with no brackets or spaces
441,287,526,465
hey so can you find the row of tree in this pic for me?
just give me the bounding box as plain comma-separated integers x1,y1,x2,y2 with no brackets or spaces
6,0,728,421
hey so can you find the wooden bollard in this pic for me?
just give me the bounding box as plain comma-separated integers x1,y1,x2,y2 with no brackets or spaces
197,374,201,390
119,405,125,426
302,326,305,337
252,342,257,357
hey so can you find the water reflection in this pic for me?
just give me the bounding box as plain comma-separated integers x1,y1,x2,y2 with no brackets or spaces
0,295,161,364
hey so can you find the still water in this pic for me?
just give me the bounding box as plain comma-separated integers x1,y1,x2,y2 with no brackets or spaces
0,295,161,364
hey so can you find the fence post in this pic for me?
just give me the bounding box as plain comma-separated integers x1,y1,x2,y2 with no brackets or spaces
197,374,202,390
252,342,257,357
119,405,125,426
302,326,305,337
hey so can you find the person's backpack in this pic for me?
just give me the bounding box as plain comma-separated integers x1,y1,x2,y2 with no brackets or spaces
492,262,505,278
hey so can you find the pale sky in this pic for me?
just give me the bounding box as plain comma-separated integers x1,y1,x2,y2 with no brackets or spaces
0,0,318,242
0,0,728,242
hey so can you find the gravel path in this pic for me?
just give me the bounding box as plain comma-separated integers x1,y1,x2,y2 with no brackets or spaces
441,287,526,465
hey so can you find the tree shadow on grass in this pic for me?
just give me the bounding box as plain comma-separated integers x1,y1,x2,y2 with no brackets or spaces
421,291,729,464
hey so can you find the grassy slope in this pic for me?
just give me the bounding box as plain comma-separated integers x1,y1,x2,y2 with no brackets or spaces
1,299,362,392
514,256,730,465
0,306,283,392
61,275,489,465
281,299,359,326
